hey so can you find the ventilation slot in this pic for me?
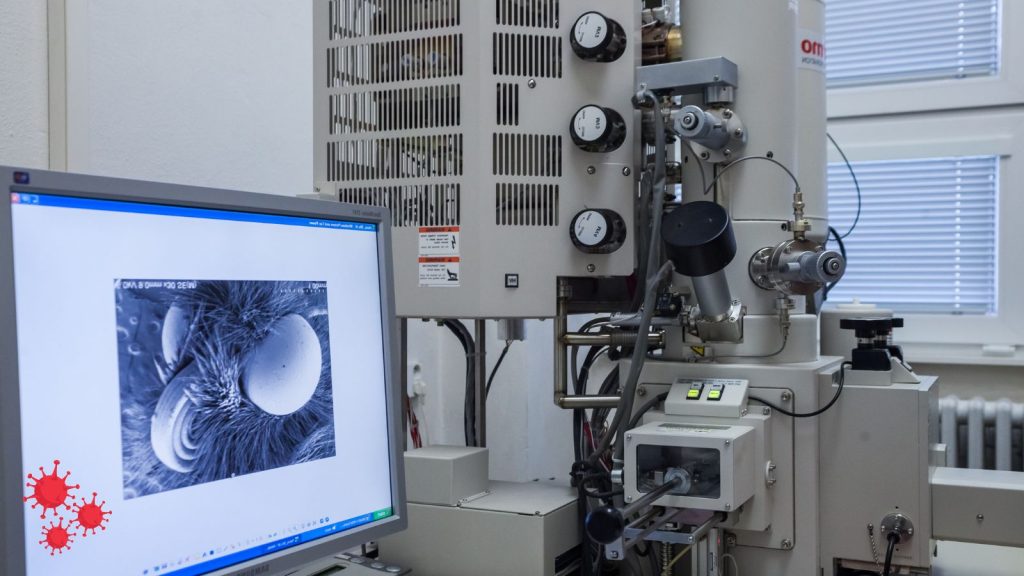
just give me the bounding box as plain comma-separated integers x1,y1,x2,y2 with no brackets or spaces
327,134,464,182
339,184,460,227
328,34,464,87
493,33,562,78
496,0,560,29
329,0,462,40
496,83,520,126
493,134,562,177
330,84,462,135
496,183,559,226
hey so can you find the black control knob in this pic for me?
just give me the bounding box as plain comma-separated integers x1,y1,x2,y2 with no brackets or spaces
585,506,625,545
571,12,627,62
570,105,627,153
570,209,627,254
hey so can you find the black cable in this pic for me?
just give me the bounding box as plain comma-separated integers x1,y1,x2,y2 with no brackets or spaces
827,132,862,240
628,392,670,430
485,340,513,398
883,532,900,576
825,225,848,298
749,362,851,418
441,320,476,446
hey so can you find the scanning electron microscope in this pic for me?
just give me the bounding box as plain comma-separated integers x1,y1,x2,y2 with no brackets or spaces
313,0,1024,574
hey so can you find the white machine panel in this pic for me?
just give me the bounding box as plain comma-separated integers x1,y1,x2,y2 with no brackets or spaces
314,0,639,318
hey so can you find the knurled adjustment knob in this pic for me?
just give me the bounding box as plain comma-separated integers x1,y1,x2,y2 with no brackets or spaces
570,105,627,153
839,317,904,340
571,12,628,63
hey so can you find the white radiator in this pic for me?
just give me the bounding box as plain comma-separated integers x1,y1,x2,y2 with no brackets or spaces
939,396,1024,471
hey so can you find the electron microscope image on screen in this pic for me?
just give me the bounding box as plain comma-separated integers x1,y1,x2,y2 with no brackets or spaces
115,279,335,499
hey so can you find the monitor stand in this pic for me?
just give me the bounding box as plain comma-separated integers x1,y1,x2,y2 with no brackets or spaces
289,554,411,576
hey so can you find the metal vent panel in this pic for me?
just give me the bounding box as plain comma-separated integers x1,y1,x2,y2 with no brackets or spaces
492,133,562,177
493,33,563,78
328,34,464,87
496,0,560,29
315,0,639,317
496,183,559,227
339,184,461,227
330,84,462,135
329,0,462,39
327,134,464,181
496,83,520,126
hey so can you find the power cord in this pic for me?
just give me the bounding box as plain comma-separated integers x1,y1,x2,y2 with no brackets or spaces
748,362,851,418
883,531,900,576
484,340,513,398
827,132,862,240
441,319,477,446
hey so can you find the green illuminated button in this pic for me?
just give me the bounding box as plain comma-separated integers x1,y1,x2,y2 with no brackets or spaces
707,384,724,401
373,508,393,521
687,382,704,400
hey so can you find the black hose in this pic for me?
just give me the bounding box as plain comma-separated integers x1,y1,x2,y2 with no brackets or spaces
827,132,863,240
883,532,900,576
485,340,513,398
441,320,476,446
749,362,851,418
628,392,670,429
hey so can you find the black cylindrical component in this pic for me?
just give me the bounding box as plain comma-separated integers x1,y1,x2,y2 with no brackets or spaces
570,105,627,153
570,208,627,254
570,12,628,63
661,201,737,277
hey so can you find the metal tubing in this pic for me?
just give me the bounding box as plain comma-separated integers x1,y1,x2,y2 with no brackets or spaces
563,333,663,347
474,319,487,447
554,285,569,406
622,477,682,519
553,282,623,409
691,270,732,320
559,395,623,409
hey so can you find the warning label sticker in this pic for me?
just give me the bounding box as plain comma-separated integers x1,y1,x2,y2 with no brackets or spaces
419,227,460,287
419,256,460,287
419,226,460,256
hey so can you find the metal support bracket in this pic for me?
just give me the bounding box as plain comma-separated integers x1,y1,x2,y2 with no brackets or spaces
637,57,739,97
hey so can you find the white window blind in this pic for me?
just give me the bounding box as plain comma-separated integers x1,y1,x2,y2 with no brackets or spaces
826,0,1000,89
828,156,999,315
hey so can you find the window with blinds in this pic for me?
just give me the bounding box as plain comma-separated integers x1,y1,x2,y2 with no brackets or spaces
826,0,1001,89
828,156,999,315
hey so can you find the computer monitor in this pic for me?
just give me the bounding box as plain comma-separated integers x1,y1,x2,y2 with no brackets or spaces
0,166,405,576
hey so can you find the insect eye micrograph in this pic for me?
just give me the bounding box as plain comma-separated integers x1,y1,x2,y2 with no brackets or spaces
116,280,334,499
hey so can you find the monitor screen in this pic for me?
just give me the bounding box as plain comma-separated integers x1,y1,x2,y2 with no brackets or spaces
5,183,397,576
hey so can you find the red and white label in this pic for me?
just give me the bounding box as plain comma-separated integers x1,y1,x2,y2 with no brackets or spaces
418,226,460,287
798,29,826,73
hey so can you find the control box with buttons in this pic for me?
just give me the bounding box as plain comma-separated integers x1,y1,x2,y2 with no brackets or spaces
664,378,749,418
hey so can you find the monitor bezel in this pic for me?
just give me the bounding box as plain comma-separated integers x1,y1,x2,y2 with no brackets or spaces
0,166,406,576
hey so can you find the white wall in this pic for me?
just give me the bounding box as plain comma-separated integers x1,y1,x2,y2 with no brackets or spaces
62,0,313,196
0,0,49,168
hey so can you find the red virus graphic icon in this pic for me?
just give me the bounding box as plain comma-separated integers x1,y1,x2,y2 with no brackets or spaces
24,460,79,519
39,517,74,555
71,492,112,536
